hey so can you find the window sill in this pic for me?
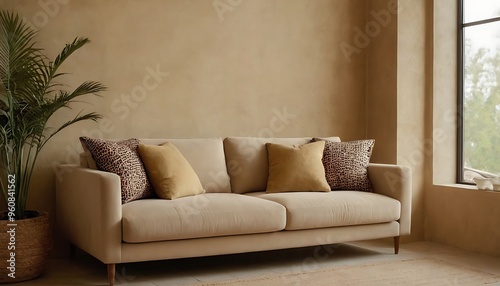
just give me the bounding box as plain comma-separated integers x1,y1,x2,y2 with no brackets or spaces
434,183,500,193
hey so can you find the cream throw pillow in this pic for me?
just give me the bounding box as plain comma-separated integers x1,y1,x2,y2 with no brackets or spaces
265,141,330,193
138,143,205,199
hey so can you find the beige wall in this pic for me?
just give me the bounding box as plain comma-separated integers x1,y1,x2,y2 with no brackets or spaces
366,0,398,165
426,0,500,256
364,0,500,255
366,0,426,242
389,0,500,256
395,0,429,242
426,185,500,256
3,0,499,258
2,0,368,256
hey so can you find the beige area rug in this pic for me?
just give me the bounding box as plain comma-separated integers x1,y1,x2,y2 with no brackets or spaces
194,258,500,286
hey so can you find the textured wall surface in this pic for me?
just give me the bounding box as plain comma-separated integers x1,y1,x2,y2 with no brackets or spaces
1,0,367,256
426,0,500,257
366,0,398,165
3,0,498,258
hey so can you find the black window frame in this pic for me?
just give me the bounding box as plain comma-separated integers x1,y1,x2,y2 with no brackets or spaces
457,0,464,183
457,0,500,184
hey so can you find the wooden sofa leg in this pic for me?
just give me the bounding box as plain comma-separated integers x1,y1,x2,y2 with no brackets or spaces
107,264,115,286
394,236,400,254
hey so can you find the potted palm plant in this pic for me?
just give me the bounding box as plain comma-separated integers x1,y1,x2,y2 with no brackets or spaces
0,10,105,282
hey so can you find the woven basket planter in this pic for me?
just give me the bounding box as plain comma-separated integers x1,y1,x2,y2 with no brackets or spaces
0,211,51,283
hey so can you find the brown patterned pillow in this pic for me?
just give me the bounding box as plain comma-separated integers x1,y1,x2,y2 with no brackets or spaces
312,138,375,192
79,137,154,203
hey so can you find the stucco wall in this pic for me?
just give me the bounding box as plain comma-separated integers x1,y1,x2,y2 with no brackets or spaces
426,0,500,256
1,0,368,256
366,0,426,242
3,0,498,258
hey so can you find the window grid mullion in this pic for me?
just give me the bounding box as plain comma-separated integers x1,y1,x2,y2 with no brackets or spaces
463,16,500,28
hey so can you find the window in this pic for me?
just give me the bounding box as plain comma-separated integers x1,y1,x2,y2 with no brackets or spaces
458,0,500,183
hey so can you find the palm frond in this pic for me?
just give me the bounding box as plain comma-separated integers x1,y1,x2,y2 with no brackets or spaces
52,37,90,72
0,90,7,106
0,10,105,218
41,112,102,148
0,10,48,107
56,81,106,102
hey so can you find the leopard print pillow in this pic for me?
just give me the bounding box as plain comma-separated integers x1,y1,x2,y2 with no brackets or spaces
80,137,153,203
313,138,375,192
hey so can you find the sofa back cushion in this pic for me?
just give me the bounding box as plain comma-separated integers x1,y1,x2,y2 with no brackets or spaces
82,138,231,193
223,137,340,194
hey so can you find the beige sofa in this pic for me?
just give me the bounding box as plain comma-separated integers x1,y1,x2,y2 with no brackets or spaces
56,137,412,286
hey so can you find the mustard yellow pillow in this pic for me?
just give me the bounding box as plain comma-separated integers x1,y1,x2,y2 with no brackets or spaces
265,141,330,193
138,143,205,199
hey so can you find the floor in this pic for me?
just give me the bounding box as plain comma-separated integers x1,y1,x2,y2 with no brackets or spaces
16,240,500,286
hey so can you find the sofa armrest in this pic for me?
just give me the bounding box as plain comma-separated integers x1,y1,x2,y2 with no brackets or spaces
55,164,122,263
367,163,412,236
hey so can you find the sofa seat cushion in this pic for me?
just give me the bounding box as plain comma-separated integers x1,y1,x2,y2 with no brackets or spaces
122,193,286,243
246,191,400,230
